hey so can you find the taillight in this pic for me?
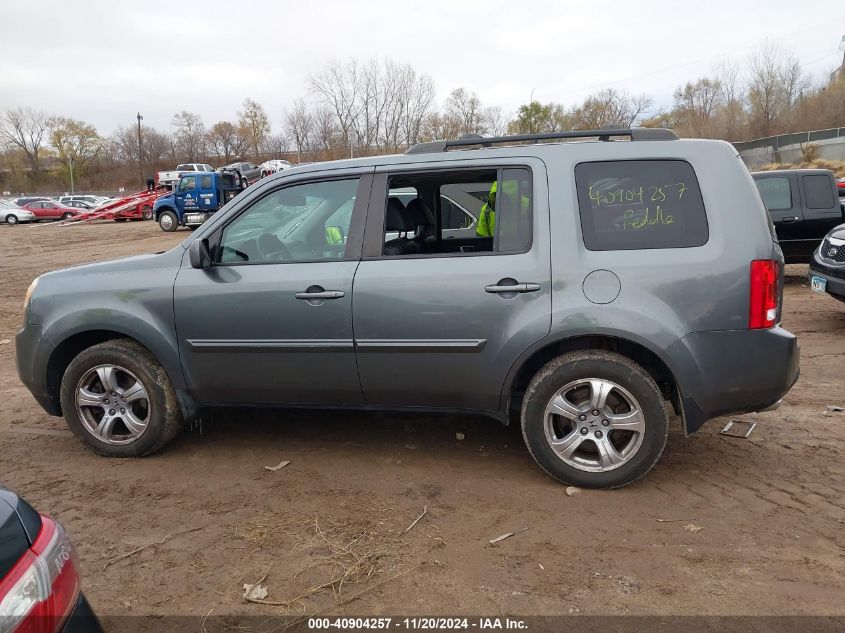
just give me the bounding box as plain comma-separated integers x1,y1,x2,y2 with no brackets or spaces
749,259,779,329
0,517,80,633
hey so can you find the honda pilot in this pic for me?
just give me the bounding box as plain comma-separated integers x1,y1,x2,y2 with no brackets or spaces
16,128,799,488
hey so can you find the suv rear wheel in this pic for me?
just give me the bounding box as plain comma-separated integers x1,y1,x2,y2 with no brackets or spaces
521,350,668,489
59,339,184,457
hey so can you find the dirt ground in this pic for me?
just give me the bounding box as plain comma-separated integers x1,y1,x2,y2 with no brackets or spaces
1,220,844,621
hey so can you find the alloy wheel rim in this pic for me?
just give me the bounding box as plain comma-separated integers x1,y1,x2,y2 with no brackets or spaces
543,378,645,473
160,215,173,229
75,364,150,445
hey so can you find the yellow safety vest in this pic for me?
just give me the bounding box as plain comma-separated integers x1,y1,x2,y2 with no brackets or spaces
476,180,529,237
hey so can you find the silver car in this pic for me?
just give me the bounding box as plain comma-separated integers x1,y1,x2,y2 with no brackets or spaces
1,200,35,225
15,127,800,489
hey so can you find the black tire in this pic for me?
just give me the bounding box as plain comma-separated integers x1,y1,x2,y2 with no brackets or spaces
240,176,248,189
158,210,179,232
114,218,127,223
59,339,184,457
521,350,669,489
61,212,73,220
5,214,18,225
141,205,153,220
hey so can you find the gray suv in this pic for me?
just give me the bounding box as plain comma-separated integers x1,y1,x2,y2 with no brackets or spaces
16,128,799,488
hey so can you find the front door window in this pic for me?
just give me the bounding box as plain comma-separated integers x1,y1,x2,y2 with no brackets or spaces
217,178,360,264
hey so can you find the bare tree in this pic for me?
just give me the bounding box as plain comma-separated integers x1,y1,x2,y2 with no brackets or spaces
260,133,290,159
0,107,51,185
483,106,508,136
310,58,436,153
207,121,246,163
112,125,170,167
171,110,206,162
284,99,314,162
49,117,102,185
402,71,435,146
713,61,746,140
673,78,723,137
238,98,271,160
747,41,809,137
445,88,485,136
309,59,359,150
312,106,338,154
569,89,653,129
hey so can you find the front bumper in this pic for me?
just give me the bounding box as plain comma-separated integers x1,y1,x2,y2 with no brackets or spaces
809,259,845,301
664,327,800,434
62,592,104,633
16,324,61,416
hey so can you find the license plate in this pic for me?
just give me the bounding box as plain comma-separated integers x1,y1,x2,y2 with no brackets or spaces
811,275,827,293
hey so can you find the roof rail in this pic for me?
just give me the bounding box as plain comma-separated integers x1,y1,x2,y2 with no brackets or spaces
405,127,678,154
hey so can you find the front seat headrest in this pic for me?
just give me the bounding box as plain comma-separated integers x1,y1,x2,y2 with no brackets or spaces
405,198,432,228
385,196,408,231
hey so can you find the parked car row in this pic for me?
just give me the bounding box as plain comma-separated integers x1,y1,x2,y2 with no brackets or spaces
1,199,36,224
1,199,83,224
157,159,294,190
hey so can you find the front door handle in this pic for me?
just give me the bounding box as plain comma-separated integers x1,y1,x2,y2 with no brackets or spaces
780,216,799,224
295,290,345,300
485,281,541,294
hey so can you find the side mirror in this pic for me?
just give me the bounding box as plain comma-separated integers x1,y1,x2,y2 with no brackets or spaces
189,238,211,269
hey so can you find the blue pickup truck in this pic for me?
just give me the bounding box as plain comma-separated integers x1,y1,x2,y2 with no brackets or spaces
154,170,242,231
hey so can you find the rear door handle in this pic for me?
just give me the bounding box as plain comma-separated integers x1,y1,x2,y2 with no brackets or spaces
780,216,799,224
295,290,345,300
485,282,541,294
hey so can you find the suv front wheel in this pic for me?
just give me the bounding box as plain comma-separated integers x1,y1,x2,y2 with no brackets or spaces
521,350,669,489
59,339,184,457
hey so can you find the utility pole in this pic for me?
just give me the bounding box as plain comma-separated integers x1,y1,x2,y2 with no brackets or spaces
69,155,74,194
840,35,845,77
137,112,144,180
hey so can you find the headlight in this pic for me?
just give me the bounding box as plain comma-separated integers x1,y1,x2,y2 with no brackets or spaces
23,276,39,312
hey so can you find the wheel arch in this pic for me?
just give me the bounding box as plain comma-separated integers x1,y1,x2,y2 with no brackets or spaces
44,326,193,419
154,205,175,221
502,333,682,425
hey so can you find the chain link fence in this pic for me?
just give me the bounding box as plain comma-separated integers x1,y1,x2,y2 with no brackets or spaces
733,127,845,168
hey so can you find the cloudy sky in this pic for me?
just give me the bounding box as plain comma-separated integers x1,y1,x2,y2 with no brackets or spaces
1,0,843,135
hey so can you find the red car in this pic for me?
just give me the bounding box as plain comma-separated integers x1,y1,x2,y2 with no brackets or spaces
21,201,80,221
837,178,845,196
0,486,102,632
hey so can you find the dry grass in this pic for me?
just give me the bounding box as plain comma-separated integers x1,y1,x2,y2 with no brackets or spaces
757,159,845,178
239,504,443,613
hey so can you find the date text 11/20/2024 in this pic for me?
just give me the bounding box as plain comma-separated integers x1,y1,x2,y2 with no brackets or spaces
307,617,528,630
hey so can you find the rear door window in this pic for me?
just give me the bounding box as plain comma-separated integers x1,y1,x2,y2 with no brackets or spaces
575,160,708,250
755,177,792,211
803,175,835,209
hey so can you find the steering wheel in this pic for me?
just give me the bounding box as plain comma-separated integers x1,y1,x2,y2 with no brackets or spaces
256,232,293,262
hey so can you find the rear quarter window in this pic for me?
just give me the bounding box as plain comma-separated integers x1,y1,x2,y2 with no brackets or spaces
575,160,708,250
802,175,835,209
